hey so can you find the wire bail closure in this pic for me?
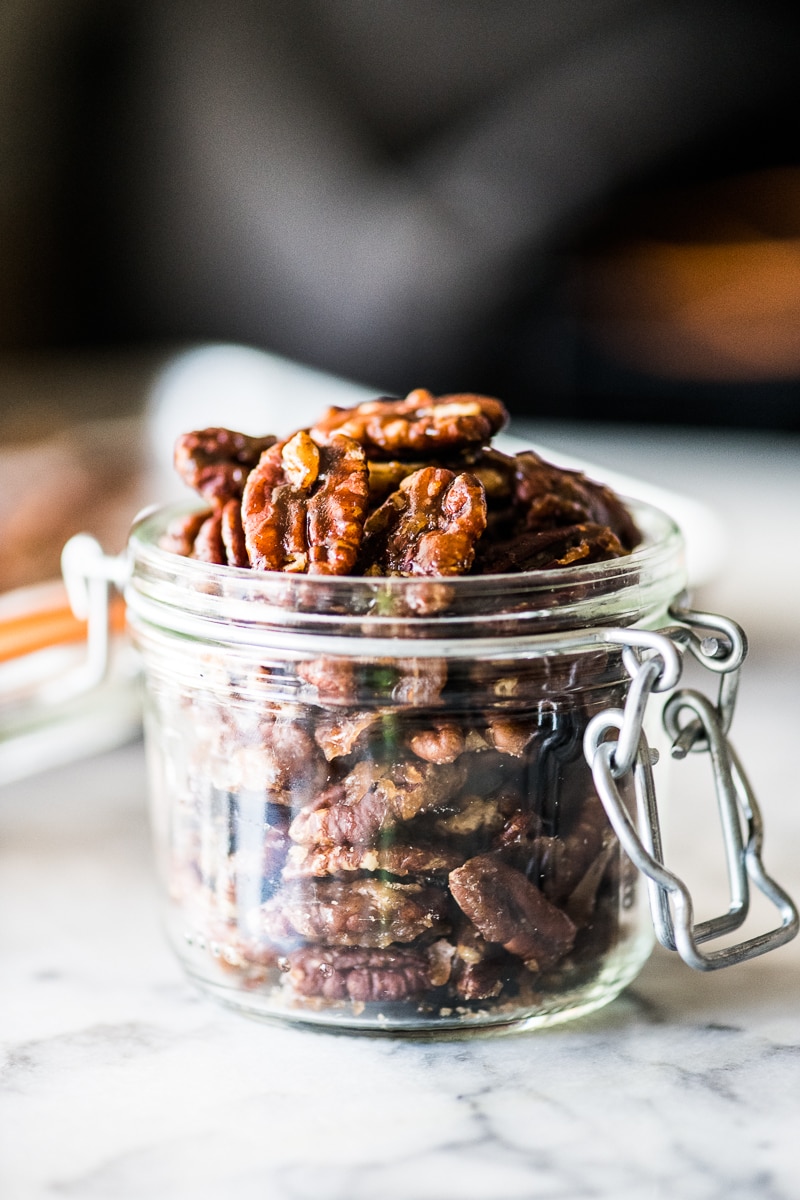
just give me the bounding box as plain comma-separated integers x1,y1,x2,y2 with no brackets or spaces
60,535,798,971
584,601,798,970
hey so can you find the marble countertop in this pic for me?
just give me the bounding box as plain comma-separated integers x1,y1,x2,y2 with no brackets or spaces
2,421,800,1199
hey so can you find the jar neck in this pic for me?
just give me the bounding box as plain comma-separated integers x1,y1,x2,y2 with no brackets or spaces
126,499,686,651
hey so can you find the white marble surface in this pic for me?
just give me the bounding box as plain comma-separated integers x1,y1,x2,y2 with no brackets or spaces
2,426,800,1200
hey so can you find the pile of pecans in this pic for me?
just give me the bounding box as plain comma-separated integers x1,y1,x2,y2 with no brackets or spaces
164,388,639,577
160,391,643,1018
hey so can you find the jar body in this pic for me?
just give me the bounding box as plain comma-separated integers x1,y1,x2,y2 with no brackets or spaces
129,501,685,1034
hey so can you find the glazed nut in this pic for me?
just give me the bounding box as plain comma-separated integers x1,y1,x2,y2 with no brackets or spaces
449,854,577,971
360,467,486,577
242,432,369,574
285,941,453,1002
407,721,465,764
310,389,508,456
252,877,451,949
288,758,468,846
174,427,277,505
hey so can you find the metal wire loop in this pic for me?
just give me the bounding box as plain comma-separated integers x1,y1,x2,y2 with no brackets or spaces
583,608,798,971
668,597,748,676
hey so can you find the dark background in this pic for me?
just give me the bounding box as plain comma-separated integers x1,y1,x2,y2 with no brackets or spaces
3,0,800,429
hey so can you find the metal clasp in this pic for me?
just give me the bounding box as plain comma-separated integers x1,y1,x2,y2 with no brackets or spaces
584,607,798,971
0,536,129,716
0,536,137,785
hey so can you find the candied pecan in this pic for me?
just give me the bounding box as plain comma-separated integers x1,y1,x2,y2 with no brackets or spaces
159,508,212,557
461,446,517,504
429,795,507,840
360,467,486,577
220,497,249,567
283,840,463,879
484,716,539,758
299,656,447,708
529,795,612,905
339,756,468,824
493,807,545,856
407,721,465,764
242,431,369,574
284,942,452,1002
288,758,468,846
513,451,640,550
252,878,450,948
206,921,283,980
313,709,389,760
449,854,576,971
475,523,626,574
174,427,277,505
444,446,519,541
310,389,508,457
216,712,327,804
297,657,356,705
449,922,516,1002
453,958,513,1002
366,459,426,506
286,785,376,849
390,657,448,706
191,510,226,564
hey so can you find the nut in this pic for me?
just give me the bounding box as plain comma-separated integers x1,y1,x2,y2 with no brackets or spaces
242,433,369,574
449,854,577,971
174,427,277,505
310,389,508,456
360,467,486,577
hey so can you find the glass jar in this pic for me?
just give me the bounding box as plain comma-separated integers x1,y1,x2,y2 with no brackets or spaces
124,496,702,1035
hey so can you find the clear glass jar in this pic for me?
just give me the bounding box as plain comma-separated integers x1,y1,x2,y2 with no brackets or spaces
126,497,686,1034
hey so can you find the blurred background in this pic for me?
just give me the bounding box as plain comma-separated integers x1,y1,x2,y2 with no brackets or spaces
1,0,799,595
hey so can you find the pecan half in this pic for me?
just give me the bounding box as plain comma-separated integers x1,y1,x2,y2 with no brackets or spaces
366,459,427,506
220,497,249,567
314,709,389,760
252,878,450,948
283,840,463,879
475,523,626,574
429,795,508,840
160,501,249,566
360,467,486,577
174,428,277,506
513,451,640,550
191,510,226,564
449,854,577,971
449,921,515,1002
484,716,539,758
289,758,468,846
310,389,508,457
407,721,466,764
159,509,212,557
214,712,327,804
242,431,369,574
284,942,452,1002
297,657,356,706
298,656,447,708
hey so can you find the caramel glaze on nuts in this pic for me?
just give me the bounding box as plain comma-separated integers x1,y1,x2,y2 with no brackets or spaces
165,389,640,578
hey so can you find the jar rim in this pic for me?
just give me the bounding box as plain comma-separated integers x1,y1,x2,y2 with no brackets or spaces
126,498,686,648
